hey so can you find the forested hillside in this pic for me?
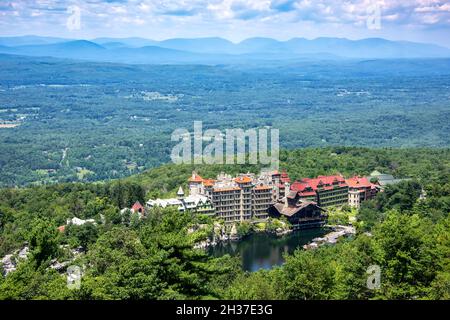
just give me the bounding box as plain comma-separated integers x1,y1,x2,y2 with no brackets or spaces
0,147,449,299
125,147,450,197
1,55,449,186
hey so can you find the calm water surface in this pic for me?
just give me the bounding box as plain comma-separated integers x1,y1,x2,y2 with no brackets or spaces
207,229,327,272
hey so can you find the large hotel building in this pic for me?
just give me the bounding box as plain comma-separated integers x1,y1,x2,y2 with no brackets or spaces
188,170,290,222
290,174,378,208
145,170,380,224
290,175,349,208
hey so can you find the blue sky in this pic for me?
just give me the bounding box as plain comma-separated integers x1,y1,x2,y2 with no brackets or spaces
0,0,450,47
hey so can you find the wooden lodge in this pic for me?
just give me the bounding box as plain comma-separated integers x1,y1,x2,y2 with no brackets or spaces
268,191,327,229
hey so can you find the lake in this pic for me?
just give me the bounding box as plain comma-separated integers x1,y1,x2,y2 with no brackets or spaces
207,228,328,272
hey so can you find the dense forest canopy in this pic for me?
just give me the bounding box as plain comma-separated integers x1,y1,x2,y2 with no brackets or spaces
0,55,449,186
0,147,449,299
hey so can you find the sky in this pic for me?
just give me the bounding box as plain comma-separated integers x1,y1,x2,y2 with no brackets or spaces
0,0,450,47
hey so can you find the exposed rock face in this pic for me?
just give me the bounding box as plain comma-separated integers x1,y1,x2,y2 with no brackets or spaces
1,246,29,276
1,255,16,275
229,224,239,240
303,225,356,250
1,245,85,275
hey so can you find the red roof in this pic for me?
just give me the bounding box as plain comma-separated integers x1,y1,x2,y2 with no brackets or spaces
131,201,144,212
280,170,291,183
291,175,347,196
234,176,252,184
291,181,313,192
57,225,66,233
313,175,346,187
188,172,203,183
203,179,215,187
346,176,371,188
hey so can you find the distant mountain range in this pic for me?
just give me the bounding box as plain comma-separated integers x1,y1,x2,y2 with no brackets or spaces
0,35,449,64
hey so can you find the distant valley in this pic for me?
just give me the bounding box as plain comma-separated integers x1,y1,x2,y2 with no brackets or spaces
0,53,449,186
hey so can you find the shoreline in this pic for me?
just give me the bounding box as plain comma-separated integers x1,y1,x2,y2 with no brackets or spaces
194,227,291,249
195,224,355,250
303,225,356,250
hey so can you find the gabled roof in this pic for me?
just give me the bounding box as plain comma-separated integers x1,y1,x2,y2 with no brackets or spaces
203,179,216,187
234,176,252,184
188,172,203,183
272,200,324,217
346,176,372,188
131,201,144,212
291,175,347,194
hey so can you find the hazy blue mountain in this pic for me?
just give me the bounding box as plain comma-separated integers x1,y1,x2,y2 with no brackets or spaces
233,37,450,58
100,42,128,49
157,37,236,54
3,40,106,60
284,37,450,58
0,35,449,64
236,37,287,53
0,41,219,64
0,35,69,46
92,37,158,48
0,40,315,64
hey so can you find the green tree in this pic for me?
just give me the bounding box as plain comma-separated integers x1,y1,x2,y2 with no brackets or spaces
280,249,336,299
28,218,60,266
224,270,279,300
65,222,98,250
373,211,436,299
0,260,71,300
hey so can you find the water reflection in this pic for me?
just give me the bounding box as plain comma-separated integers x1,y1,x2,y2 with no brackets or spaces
208,229,327,272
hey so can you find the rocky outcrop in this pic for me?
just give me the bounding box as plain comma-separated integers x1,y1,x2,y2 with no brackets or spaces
303,225,356,250
1,245,85,275
1,246,29,276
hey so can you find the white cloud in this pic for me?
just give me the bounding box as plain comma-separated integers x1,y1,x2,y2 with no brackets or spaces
138,2,151,13
111,6,127,14
0,0,449,47
421,13,441,24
